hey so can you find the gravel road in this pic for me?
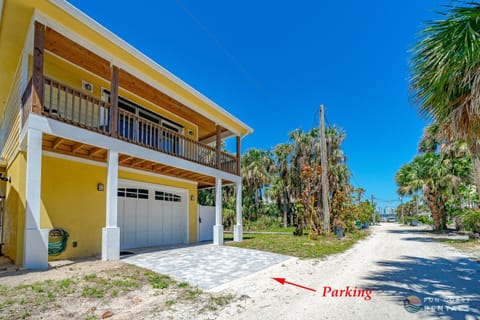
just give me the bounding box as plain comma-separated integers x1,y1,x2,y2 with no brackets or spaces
217,223,480,320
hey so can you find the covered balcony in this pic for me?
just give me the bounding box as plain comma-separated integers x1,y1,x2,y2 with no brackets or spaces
19,21,243,186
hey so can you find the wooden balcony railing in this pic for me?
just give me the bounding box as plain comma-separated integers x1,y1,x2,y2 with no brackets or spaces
21,77,239,175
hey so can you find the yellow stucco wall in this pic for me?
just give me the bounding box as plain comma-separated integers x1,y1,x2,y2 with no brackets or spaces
40,155,107,261
119,170,198,243
3,152,26,265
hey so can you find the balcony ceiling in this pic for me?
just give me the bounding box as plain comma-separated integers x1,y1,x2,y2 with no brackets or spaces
42,133,234,187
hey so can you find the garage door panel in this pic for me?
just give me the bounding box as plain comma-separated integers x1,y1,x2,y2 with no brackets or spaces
118,183,187,249
135,197,149,248
148,198,163,245
123,197,137,249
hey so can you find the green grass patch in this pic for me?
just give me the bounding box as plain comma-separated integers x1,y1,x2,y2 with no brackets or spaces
81,286,104,299
177,282,189,288
145,272,174,289
226,230,368,259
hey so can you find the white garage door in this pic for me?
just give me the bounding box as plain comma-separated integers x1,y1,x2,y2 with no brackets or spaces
118,182,188,249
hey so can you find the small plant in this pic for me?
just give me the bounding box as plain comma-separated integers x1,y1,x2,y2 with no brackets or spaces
165,300,176,307
84,274,97,281
57,279,73,288
31,282,45,293
209,294,234,307
177,282,189,288
82,286,104,299
145,272,172,289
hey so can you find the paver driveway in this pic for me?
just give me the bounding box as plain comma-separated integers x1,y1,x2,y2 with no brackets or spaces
121,243,292,290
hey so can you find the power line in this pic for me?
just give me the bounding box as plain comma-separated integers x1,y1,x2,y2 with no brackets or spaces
175,0,267,96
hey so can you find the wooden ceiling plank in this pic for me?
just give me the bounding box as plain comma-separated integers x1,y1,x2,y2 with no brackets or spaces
72,143,85,153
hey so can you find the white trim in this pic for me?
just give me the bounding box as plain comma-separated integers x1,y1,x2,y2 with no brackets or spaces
106,151,119,227
25,128,43,229
119,166,197,186
37,4,253,136
24,128,48,269
26,114,242,183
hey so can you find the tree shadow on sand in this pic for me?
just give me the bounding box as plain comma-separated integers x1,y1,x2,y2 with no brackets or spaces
363,255,480,319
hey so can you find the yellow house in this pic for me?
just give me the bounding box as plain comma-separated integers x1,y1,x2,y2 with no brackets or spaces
0,0,252,269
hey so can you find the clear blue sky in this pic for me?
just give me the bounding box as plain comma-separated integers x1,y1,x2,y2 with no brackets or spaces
69,0,443,208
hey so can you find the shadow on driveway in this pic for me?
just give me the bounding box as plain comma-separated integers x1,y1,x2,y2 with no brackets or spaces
363,255,480,319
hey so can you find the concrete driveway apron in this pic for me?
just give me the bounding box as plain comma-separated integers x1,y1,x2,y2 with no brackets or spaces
121,243,291,290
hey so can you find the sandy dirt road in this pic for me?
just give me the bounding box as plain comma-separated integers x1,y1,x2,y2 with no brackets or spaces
216,223,480,320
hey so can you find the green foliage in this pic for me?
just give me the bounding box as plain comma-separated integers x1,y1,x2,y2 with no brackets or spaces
81,286,104,298
145,272,173,289
460,209,480,233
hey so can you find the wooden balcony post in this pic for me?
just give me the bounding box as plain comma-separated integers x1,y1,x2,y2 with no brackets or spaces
216,125,221,169
236,136,241,175
110,65,119,138
32,22,45,115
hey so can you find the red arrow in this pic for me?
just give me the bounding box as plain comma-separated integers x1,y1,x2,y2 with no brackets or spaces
272,278,316,292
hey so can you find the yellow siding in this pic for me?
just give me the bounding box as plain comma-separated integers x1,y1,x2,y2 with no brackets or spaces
3,152,26,265
43,52,198,140
40,156,107,260
119,170,198,242
1,113,20,162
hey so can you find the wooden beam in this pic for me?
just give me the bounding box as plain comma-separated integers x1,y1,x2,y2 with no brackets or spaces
216,125,221,169
236,136,241,176
72,143,85,153
32,22,45,115
53,138,64,150
132,159,145,166
110,65,119,138
119,156,134,164
89,148,104,157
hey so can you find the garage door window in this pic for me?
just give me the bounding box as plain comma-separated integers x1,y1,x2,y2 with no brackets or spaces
118,188,149,199
155,191,181,202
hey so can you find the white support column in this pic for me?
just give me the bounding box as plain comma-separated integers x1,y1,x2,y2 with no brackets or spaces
24,128,49,269
233,181,243,242
213,177,223,245
102,150,120,260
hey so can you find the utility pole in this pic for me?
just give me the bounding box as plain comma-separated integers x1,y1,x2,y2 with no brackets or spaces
320,105,330,234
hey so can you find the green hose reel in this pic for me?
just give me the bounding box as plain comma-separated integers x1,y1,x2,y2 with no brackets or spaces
48,228,69,256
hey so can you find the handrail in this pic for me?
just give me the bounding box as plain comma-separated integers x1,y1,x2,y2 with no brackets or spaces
43,77,111,135
20,77,239,175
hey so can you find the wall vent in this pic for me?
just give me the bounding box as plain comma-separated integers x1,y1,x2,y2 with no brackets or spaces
82,80,93,93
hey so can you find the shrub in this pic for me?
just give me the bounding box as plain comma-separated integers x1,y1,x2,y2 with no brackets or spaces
461,209,480,233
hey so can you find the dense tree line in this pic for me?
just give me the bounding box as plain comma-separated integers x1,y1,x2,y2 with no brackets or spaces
200,127,375,236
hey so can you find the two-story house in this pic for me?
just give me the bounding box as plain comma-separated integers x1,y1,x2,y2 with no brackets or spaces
0,0,252,269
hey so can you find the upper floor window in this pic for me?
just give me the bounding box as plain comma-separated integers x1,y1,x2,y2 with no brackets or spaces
101,88,183,133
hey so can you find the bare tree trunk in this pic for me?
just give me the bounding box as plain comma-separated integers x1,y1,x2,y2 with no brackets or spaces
438,202,447,231
426,190,441,231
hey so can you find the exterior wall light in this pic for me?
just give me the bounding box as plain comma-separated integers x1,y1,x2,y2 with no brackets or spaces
97,183,104,191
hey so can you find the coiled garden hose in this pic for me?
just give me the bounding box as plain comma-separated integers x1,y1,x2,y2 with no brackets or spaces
48,228,69,256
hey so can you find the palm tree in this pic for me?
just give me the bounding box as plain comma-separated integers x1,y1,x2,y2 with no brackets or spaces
411,3,480,193
396,152,471,231
272,143,294,227
241,149,274,219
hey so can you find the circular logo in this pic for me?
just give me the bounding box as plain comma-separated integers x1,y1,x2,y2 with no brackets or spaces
404,295,422,313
